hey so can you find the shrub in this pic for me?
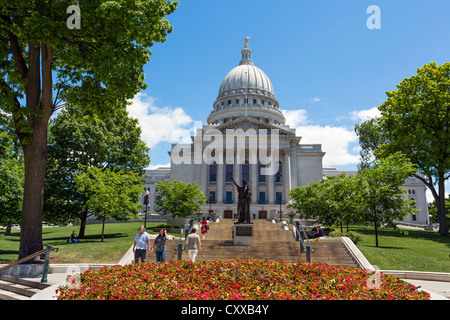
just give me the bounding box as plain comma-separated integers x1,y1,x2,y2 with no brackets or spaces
156,223,172,229
56,259,429,300
329,231,363,245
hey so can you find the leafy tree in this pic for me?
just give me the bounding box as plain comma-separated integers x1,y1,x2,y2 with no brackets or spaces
155,180,207,219
428,195,450,229
0,131,23,235
354,118,389,169
0,0,177,258
377,62,450,236
74,166,143,242
44,104,149,237
290,153,416,247
356,153,417,247
289,174,361,231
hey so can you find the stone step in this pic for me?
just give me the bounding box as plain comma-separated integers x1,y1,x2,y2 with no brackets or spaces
0,275,51,300
143,220,360,269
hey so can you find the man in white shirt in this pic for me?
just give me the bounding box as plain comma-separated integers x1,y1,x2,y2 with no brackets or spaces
133,225,151,263
184,227,201,262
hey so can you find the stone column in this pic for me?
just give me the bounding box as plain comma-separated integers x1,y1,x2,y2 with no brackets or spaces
268,167,275,204
217,163,224,204
200,163,208,195
149,184,156,212
234,162,241,203
284,149,291,202
290,141,298,188
250,163,258,204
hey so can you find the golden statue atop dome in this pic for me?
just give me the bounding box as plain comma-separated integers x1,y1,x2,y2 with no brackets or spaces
245,36,250,47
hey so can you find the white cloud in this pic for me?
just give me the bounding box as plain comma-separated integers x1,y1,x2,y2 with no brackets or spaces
281,109,308,127
127,93,193,149
282,109,360,167
296,125,360,167
310,97,320,103
349,107,381,121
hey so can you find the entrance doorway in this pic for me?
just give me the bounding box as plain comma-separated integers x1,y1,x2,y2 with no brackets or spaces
224,210,233,219
258,211,267,219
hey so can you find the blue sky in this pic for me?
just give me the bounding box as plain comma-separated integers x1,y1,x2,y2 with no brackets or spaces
126,0,450,200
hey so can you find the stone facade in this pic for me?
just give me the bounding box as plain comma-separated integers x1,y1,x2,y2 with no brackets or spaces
140,40,429,225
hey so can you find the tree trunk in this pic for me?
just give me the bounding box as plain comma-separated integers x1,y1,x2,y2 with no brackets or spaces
437,172,449,236
374,222,379,247
78,208,89,239
19,118,48,259
101,215,106,242
18,41,53,259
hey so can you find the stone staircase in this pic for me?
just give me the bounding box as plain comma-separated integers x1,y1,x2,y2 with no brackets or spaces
146,219,360,268
0,275,51,300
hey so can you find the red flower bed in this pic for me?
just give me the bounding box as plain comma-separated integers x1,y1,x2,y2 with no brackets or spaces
56,259,430,300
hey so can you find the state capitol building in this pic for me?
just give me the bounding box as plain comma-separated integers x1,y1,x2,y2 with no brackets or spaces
140,39,429,226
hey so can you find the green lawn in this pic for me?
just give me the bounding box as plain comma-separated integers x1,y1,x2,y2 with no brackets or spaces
0,222,181,264
349,225,450,273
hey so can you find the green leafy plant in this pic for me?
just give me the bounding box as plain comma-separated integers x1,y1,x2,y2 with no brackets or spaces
56,259,429,300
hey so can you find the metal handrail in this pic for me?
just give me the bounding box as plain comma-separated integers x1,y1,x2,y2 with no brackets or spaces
298,222,314,253
294,222,313,262
0,245,58,283
0,246,58,273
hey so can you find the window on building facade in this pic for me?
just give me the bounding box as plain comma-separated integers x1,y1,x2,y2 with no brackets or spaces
209,163,217,182
258,164,266,182
259,192,266,204
253,99,257,104
225,191,233,204
242,164,249,182
209,191,216,204
275,161,282,182
275,192,283,204
235,99,239,104
225,164,233,182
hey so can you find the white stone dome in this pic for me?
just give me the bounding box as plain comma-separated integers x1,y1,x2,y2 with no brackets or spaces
208,39,285,126
217,64,275,99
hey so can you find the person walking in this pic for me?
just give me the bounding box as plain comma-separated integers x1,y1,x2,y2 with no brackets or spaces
151,228,168,263
185,227,201,262
133,225,150,263
200,217,208,240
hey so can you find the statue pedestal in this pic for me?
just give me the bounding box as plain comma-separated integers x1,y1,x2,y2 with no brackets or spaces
233,223,254,246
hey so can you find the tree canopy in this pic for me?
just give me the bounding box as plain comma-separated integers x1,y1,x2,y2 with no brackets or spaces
44,104,150,237
289,153,417,246
155,180,207,219
367,62,450,236
0,0,178,258
74,166,144,242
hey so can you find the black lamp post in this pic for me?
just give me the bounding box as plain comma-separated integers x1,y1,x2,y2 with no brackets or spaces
144,190,149,229
279,199,283,222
